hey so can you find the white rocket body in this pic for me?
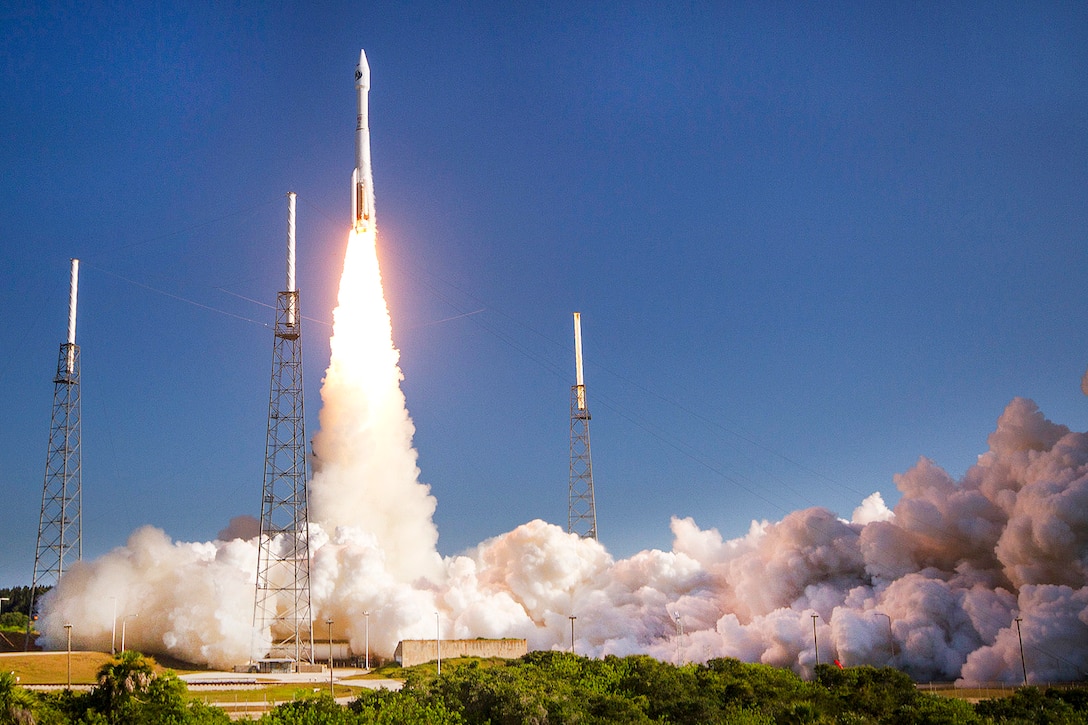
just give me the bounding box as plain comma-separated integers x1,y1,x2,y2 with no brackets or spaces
352,49,374,233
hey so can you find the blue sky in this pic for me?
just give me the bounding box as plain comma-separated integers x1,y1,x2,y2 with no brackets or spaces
1,2,1086,586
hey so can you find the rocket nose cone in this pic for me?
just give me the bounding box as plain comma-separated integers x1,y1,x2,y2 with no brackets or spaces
356,49,371,89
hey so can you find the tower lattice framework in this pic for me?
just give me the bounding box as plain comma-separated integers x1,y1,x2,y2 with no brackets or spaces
28,261,82,649
253,266,313,665
568,312,598,540
569,385,598,539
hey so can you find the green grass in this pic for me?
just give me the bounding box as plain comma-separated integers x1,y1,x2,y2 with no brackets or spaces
341,661,405,680
187,683,356,705
0,651,200,685
920,685,1019,702
357,655,512,681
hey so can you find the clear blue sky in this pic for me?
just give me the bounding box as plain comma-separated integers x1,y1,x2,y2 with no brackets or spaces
2,2,1086,586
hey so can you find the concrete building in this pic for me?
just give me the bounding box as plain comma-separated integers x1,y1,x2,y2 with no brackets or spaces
394,638,528,667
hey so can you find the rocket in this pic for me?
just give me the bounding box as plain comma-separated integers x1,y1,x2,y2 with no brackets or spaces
352,49,374,233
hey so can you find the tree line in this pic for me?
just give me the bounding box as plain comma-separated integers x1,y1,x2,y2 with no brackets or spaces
0,586,47,633
0,587,48,617
4,650,1088,724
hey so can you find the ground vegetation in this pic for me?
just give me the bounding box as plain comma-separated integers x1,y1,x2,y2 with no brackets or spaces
4,653,1088,724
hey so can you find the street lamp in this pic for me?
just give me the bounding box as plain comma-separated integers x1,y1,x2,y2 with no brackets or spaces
1014,617,1028,686
64,623,72,689
673,612,684,666
811,614,820,669
363,611,370,670
435,612,441,676
110,597,117,655
0,597,9,613
874,612,895,665
121,614,138,653
569,615,576,655
326,619,334,696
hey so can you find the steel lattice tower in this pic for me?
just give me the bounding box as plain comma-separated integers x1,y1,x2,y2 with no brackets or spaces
253,193,314,666
568,312,598,540
27,259,82,648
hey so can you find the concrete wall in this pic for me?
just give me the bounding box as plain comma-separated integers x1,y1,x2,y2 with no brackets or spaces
394,639,528,667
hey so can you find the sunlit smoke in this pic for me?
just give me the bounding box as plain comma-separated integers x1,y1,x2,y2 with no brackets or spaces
308,227,442,582
35,222,1088,682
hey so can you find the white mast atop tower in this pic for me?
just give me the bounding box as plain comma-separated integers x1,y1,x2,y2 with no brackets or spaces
66,259,79,373
568,311,598,540
574,312,586,411
286,192,297,326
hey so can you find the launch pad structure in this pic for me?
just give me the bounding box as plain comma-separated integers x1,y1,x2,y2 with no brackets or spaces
252,192,315,667
568,312,598,540
27,260,83,648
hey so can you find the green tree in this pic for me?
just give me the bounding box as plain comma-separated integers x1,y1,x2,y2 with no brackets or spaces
88,650,154,721
259,693,354,725
1,670,40,725
0,587,50,621
890,696,981,725
816,664,919,719
79,651,229,724
0,612,30,632
974,686,1086,724
350,688,465,724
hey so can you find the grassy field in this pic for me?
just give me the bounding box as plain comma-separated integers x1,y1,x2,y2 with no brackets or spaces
0,651,393,706
189,683,358,705
0,652,116,685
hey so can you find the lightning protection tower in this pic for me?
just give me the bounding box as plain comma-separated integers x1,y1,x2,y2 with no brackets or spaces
253,192,314,667
568,312,598,540
27,259,82,648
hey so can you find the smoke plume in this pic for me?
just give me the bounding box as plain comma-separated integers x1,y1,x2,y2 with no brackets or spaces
36,228,1088,684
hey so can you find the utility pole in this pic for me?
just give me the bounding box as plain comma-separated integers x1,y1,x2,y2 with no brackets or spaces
326,619,334,696
1014,617,1028,686
64,623,72,689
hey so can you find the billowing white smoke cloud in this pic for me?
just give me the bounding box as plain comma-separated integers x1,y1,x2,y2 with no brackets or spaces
36,226,1088,684
307,229,443,583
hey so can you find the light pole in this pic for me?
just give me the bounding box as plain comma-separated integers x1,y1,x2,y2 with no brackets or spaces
363,611,370,670
0,597,9,613
811,614,819,669
64,623,72,689
121,614,138,653
874,612,894,665
673,612,684,666
110,597,117,655
435,612,441,676
569,615,576,655
326,619,334,697
1014,617,1028,686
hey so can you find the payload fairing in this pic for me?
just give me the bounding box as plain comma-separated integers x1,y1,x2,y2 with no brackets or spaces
352,49,374,233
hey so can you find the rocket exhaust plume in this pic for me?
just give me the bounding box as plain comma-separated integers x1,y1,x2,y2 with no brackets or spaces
306,48,442,581
31,51,1088,685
